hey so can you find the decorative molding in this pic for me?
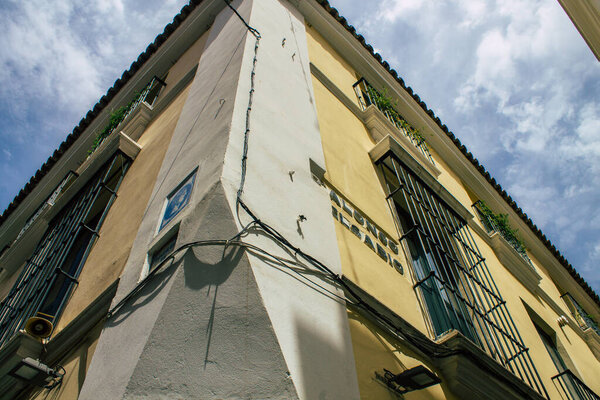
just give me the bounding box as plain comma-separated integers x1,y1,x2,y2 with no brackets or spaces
369,135,472,222
434,331,546,400
342,277,546,400
363,105,440,178
120,102,153,142
583,328,600,361
309,62,362,119
557,0,600,61
486,229,542,293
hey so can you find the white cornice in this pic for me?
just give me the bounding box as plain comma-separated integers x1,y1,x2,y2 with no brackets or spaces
296,0,600,313
369,136,473,223
0,0,222,256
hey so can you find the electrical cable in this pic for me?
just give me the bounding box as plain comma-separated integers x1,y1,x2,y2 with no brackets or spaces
221,0,261,208
104,0,458,378
219,0,461,361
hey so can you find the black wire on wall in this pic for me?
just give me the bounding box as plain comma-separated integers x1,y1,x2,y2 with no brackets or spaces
107,0,460,361
104,3,541,395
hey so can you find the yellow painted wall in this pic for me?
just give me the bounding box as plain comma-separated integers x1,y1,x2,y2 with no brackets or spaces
308,48,428,333
54,83,191,334
347,311,458,400
163,30,210,95
306,19,600,399
26,322,102,400
307,26,448,399
306,26,361,107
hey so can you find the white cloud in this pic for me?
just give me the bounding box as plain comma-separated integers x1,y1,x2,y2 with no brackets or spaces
0,0,188,210
377,0,424,22
328,0,600,292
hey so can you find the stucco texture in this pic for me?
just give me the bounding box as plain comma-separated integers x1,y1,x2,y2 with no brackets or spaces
121,183,298,399
54,84,191,334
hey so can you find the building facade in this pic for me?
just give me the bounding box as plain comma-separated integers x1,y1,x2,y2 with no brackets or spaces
557,0,600,61
0,0,599,399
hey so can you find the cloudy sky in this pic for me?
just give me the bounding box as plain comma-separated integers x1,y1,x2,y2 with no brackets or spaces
0,0,598,292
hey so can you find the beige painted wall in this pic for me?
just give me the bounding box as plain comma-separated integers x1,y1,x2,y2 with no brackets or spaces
306,19,600,399
163,30,210,96
54,84,191,334
26,322,103,400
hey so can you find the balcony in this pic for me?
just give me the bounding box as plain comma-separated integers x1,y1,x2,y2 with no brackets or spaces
551,369,600,400
89,76,166,154
562,293,600,335
353,78,435,165
473,200,533,267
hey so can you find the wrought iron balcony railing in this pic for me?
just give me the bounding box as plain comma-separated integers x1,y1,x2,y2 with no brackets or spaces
472,200,533,268
552,369,600,400
0,154,130,350
90,76,166,153
378,154,548,398
352,78,434,164
561,293,600,336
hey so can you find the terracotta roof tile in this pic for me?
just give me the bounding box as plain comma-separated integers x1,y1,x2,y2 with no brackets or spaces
314,0,600,307
1,0,598,308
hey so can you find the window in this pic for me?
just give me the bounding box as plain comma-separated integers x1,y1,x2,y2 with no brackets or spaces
0,153,130,348
535,324,590,400
158,171,196,232
376,152,547,397
148,235,177,272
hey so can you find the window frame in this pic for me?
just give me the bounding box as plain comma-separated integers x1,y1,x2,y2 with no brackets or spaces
0,152,130,347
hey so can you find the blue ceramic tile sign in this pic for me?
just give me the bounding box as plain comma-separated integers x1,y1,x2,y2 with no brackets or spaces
159,172,195,231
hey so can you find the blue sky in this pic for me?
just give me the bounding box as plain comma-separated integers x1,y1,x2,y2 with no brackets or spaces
0,0,598,293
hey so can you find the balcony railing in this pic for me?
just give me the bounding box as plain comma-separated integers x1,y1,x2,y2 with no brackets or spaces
472,200,533,267
352,78,435,164
552,369,600,400
378,154,548,398
0,154,130,350
90,76,166,153
562,293,600,336
12,171,78,244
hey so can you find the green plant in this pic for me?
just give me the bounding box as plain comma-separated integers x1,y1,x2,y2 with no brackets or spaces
477,200,527,254
89,94,139,154
366,86,428,147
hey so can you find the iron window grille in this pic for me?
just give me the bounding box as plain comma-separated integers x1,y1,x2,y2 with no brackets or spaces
536,324,595,400
0,153,131,349
353,78,434,165
552,369,600,400
376,151,548,398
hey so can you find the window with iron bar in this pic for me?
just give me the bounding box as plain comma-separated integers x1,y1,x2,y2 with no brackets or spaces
376,151,548,398
0,152,131,349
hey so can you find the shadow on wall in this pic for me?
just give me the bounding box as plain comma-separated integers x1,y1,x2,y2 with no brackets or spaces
106,259,180,327
183,243,243,291
294,305,359,400
345,308,448,400
182,244,244,368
